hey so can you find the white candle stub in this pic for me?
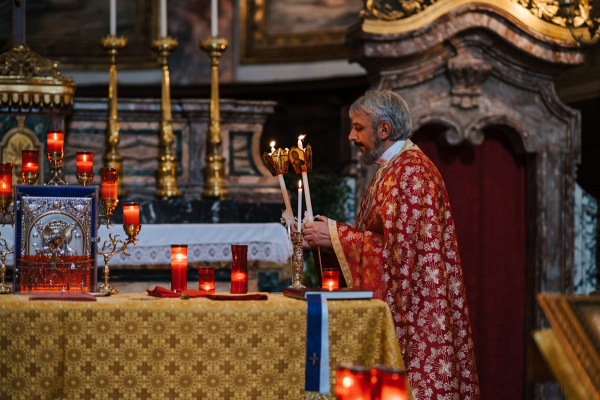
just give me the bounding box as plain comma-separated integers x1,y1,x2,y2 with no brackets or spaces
297,180,303,232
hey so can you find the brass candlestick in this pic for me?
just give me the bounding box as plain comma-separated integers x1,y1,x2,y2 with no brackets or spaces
290,232,306,289
21,171,38,185
0,233,14,294
99,198,119,227
97,228,141,295
76,172,94,186
200,37,228,199
101,35,128,198
47,151,65,185
153,37,182,199
0,195,13,227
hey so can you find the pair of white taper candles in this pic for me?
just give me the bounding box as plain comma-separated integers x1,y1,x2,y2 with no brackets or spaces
110,0,218,37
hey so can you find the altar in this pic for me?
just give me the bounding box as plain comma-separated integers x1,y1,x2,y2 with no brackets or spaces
0,293,404,399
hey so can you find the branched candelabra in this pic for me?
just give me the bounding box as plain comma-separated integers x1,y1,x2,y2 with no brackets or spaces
96,226,140,295
0,233,14,294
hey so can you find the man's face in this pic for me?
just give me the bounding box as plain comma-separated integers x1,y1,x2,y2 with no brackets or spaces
349,112,384,165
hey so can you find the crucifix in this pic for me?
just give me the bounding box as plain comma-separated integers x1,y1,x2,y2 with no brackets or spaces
13,0,25,46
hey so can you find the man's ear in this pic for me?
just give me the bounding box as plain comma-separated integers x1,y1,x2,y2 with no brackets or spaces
379,121,392,140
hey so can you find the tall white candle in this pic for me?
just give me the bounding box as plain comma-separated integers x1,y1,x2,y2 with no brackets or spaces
110,0,116,35
160,0,167,37
279,175,293,215
302,172,314,221
297,180,303,232
211,0,218,37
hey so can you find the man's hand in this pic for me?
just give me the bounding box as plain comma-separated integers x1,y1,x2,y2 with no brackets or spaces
302,216,332,248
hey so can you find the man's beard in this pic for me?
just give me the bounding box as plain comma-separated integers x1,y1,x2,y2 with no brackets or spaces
359,134,385,165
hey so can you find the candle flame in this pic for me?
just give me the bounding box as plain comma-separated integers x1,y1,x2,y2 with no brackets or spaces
328,281,334,291
270,141,275,147
83,154,87,162
298,180,302,189
298,134,305,141
53,133,58,140
342,377,352,388
1,183,6,189
175,253,186,261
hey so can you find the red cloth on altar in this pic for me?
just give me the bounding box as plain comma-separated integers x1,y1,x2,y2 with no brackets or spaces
327,140,481,399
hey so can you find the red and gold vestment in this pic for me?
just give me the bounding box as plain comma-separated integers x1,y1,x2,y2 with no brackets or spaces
327,140,481,399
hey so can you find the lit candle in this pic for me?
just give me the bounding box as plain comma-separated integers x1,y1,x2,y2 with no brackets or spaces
297,135,314,221
231,244,248,294
76,152,94,174
297,134,305,150
371,367,407,400
46,131,64,153
160,0,167,37
199,266,215,294
0,163,12,197
171,245,188,292
100,167,119,200
123,202,140,225
297,180,303,232
269,141,276,155
110,0,117,35
21,150,39,173
335,366,372,400
211,0,218,37
322,268,339,291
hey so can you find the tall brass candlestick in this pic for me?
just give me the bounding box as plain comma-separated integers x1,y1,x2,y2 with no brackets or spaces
200,37,228,199
101,35,128,198
153,37,182,199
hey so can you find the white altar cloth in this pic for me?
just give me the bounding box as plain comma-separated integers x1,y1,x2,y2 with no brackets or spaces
1,223,292,266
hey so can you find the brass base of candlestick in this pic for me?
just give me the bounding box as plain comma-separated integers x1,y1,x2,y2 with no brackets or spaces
99,198,119,226
203,154,228,199
76,172,94,186
123,224,141,242
98,265,119,295
290,232,306,289
0,263,11,294
21,171,38,185
0,196,13,227
156,153,182,199
47,152,65,186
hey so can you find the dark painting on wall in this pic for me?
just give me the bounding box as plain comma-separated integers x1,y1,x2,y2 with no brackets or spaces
241,0,363,64
0,0,234,84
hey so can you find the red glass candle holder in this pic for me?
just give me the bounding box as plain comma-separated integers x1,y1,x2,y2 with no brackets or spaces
123,202,140,226
21,150,39,173
171,245,188,292
199,266,215,294
335,365,372,400
231,244,248,294
322,268,339,291
76,152,94,174
0,163,13,197
371,366,407,400
46,131,64,153
100,167,119,200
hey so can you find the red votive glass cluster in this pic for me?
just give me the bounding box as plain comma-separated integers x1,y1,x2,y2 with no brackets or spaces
199,266,215,294
100,167,118,200
322,268,339,291
46,131,64,153
171,245,188,292
21,150,39,174
231,244,248,294
76,152,94,174
123,202,140,225
335,365,407,400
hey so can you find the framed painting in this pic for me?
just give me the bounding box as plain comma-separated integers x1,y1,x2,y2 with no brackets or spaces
240,0,364,64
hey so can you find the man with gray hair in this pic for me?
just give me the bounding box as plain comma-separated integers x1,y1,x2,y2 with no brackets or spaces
303,90,481,399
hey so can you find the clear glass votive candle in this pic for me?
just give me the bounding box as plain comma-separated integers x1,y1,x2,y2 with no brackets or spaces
171,245,188,292
199,266,215,294
322,268,339,291
231,244,248,294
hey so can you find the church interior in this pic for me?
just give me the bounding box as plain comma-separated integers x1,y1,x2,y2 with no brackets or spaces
1,0,600,399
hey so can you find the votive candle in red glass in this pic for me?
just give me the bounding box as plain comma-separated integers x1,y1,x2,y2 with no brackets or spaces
76,152,94,174
100,167,119,200
123,202,140,225
46,131,64,153
322,268,339,291
0,163,12,197
371,366,407,400
335,366,372,400
21,150,39,173
231,244,248,294
199,266,215,294
171,245,188,292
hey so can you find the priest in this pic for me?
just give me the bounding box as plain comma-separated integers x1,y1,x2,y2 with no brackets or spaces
302,90,481,399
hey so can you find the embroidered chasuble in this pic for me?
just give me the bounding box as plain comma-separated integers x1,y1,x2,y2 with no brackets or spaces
327,139,481,399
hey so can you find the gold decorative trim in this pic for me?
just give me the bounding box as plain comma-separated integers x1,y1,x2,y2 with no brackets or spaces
328,218,353,288
361,0,590,41
533,329,591,400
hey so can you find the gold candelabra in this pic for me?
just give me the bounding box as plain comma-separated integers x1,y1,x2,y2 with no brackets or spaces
200,37,228,199
290,232,306,289
153,37,182,199
47,151,65,185
101,35,128,198
99,198,119,227
97,228,140,295
0,233,14,294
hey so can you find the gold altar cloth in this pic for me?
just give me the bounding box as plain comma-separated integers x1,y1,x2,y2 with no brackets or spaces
0,293,404,399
